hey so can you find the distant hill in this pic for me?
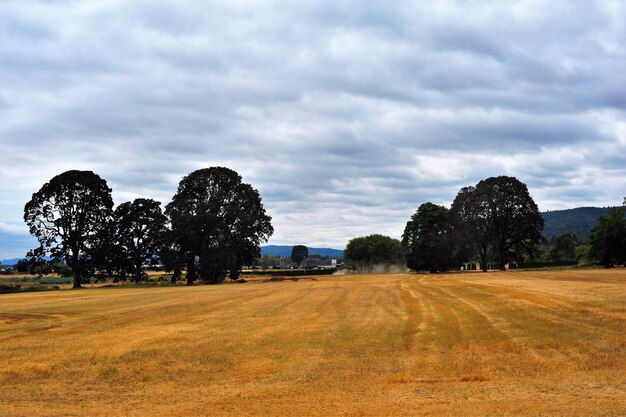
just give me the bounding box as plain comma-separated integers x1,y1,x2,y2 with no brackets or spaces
1,258,24,266
541,207,612,240
261,245,344,258
1,256,51,266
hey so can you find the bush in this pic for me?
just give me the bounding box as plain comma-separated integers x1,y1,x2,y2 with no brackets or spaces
240,269,335,277
0,284,20,294
39,276,73,285
513,260,578,269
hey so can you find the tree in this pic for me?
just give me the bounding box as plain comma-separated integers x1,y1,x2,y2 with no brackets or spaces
24,170,114,288
159,229,183,283
450,176,543,270
450,186,491,271
115,198,167,283
344,234,405,272
291,245,308,268
478,176,543,269
589,208,626,267
165,167,273,285
548,233,577,261
260,253,271,270
15,259,29,273
403,202,454,273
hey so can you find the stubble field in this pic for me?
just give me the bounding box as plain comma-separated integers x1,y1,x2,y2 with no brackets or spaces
1,269,624,416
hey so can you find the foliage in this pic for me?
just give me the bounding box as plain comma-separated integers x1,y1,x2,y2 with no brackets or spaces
24,170,114,288
450,186,491,271
165,167,273,284
548,233,577,261
450,176,543,270
239,269,335,277
344,234,405,271
115,198,168,282
290,245,308,267
403,202,455,272
260,253,272,270
510,260,578,269
15,259,29,273
589,208,626,267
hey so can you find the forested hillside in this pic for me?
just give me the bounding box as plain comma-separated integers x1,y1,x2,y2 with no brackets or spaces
541,207,611,240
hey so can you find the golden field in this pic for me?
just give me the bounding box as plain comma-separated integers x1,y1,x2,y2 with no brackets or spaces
1,269,624,416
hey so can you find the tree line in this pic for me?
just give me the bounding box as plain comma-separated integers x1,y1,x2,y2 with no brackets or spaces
24,168,273,288
344,176,626,272
20,171,625,287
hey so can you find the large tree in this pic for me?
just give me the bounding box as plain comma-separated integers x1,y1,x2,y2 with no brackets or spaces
450,176,543,270
403,202,454,273
589,208,626,267
165,167,273,284
24,170,114,288
291,245,308,268
344,234,405,272
450,186,491,271
115,198,168,283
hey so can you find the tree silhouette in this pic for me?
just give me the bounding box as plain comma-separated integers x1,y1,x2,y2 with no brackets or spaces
291,245,308,268
24,170,113,288
166,167,273,284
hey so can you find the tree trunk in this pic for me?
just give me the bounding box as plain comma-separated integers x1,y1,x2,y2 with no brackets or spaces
480,247,488,272
498,245,507,271
186,257,195,286
172,265,181,283
72,268,81,289
135,263,142,283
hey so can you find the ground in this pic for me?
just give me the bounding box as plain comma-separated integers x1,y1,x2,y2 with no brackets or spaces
1,269,624,416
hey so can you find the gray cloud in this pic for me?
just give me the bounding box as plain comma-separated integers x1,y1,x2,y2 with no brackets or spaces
0,0,625,258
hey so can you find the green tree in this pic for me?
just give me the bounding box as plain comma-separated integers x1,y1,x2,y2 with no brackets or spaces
115,198,168,283
344,234,405,271
165,167,273,285
24,170,114,288
260,253,271,270
291,245,308,268
15,259,29,273
589,208,626,267
450,186,491,271
548,233,577,261
159,229,183,283
451,176,543,270
403,202,454,273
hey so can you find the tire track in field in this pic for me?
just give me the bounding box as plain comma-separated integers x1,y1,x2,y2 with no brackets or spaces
431,284,514,342
396,281,432,351
457,280,613,338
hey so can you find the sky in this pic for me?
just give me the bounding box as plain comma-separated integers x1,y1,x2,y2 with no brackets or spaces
0,0,625,258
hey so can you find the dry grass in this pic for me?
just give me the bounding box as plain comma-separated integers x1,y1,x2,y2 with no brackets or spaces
1,269,624,416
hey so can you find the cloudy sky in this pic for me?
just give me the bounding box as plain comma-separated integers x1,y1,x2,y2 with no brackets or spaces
0,0,625,258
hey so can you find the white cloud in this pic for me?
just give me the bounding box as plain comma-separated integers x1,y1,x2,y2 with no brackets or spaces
0,0,625,257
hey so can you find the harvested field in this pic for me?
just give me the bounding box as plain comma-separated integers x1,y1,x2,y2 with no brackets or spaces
0,269,624,416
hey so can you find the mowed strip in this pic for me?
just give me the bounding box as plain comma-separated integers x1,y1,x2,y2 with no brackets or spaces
0,270,624,416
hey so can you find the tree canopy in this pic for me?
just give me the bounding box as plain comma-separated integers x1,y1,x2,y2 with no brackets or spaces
450,176,543,270
344,234,405,271
291,245,308,267
590,208,626,267
115,198,167,282
165,167,273,284
24,170,114,288
403,202,454,272
548,233,577,261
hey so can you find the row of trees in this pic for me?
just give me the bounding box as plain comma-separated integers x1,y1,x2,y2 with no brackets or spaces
24,168,273,288
344,176,625,272
402,176,543,272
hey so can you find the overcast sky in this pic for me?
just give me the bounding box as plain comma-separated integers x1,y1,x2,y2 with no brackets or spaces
0,0,625,258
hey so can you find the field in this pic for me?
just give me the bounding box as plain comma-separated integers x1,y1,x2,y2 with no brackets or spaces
1,269,624,416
